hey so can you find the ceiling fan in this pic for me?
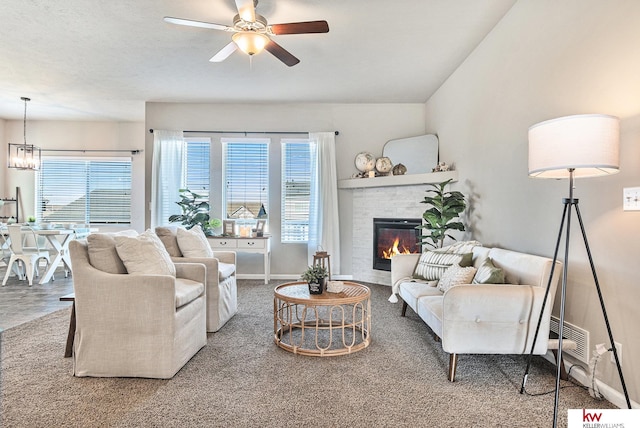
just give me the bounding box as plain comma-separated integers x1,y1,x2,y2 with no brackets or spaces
164,0,329,67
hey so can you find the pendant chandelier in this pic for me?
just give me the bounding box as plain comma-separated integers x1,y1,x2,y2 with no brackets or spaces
8,97,41,171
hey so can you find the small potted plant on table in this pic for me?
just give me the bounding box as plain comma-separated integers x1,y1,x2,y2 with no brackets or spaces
301,265,329,295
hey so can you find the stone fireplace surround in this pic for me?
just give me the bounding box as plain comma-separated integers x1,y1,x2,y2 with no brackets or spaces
351,185,426,285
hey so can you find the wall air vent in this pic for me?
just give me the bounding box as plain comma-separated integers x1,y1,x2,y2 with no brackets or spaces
550,316,589,364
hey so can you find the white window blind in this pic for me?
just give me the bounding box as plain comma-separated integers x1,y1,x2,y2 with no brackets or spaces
281,140,313,242
184,138,210,195
36,157,131,224
223,139,269,221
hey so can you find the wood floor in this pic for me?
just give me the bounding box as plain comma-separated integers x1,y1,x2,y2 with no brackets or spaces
0,266,74,331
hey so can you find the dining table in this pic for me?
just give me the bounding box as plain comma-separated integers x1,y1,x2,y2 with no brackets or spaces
1,226,93,285
36,228,93,284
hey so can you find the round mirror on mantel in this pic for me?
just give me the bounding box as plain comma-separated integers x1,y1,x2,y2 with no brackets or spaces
382,134,439,175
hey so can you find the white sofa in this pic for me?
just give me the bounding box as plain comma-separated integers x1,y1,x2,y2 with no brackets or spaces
391,246,562,381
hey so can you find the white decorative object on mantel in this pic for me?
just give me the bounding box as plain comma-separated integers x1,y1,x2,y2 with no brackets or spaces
354,152,376,172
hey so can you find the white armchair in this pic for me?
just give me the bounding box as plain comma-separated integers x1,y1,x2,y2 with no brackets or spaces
69,239,207,378
156,226,238,332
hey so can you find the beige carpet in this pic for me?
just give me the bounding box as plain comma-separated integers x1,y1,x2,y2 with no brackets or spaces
1,280,613,427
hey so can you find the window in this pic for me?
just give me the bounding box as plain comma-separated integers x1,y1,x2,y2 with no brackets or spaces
36,157,131,224
184,138,210,195
155,138,211,226
223,139,269,222
281,140,313,242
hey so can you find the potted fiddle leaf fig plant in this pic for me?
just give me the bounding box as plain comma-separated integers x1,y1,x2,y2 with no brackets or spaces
419,179,467,249
169,188,214,235
301,265,329,295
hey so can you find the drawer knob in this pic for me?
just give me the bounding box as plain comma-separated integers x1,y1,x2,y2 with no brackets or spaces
248,242,255,246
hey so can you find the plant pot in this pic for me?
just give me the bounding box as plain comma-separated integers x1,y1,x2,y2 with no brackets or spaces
308,278,325,295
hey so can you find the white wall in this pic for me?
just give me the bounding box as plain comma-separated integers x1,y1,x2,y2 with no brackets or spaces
145,102,426,276
1,120,146,231
425,0,640,404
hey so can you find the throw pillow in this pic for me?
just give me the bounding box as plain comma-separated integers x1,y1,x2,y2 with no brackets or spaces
114,229,176,276
87,229,139,274
438,264,477,294
177,225,214,258
412,251,473,281
472,257,506,284
155,226,183,257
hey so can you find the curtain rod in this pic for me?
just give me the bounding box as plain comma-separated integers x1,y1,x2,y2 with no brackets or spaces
149,129,339,136
42,149,142,154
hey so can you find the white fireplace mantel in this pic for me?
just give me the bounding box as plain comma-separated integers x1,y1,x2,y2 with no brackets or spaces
338,170,457,189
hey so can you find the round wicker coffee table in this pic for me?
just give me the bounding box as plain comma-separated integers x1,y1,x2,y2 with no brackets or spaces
273,281,371,356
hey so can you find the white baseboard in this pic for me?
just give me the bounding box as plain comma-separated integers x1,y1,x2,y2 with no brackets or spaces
542,352,639,409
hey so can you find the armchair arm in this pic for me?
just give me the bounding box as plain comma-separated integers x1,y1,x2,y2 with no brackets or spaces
213,251,236,266
441,284,550,355
173,257,218,287
73,265,178,335
174,262,207,285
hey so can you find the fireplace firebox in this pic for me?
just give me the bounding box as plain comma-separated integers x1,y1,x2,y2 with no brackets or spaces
373,218,422,271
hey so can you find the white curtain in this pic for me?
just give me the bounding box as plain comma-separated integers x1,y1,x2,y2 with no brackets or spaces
151,130,184,228
308,132,340,274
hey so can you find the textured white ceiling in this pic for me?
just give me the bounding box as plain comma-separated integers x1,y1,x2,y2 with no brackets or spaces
0,0,515,121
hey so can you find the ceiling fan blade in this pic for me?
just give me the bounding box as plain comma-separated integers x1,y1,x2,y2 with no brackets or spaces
210,42,238,62
234,0,256,22
270,21,329,35
265,40,300,67
164,16,231,31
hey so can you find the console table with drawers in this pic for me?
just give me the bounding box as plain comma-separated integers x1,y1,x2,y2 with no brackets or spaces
208,236,271,284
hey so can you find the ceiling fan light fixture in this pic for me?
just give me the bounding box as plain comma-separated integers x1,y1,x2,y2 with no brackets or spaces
232,31,269,56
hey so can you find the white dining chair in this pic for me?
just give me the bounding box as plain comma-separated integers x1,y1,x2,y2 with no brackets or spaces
1,230,20,278
2,225,52,286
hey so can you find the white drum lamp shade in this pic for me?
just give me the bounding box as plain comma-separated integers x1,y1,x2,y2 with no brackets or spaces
528,114,620,179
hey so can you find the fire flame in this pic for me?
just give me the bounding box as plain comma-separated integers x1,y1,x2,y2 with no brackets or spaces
382,237,412,259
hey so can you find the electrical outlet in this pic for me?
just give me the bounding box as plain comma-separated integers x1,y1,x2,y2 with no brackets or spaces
623,187,640,211
611,342,622,365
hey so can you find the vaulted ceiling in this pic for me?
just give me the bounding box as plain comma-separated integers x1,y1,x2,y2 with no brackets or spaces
0,0,515,121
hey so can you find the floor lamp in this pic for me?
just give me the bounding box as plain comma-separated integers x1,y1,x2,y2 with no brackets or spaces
519,114,631,428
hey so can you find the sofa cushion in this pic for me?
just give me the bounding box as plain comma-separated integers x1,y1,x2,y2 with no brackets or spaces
155,226,183,257
177,225,213,258
438,264,477,293
115,230,176,276
218,262,236,281
398,280,440,311
413,251,473,281
174,278,205,308
472,257,506,284
87,229,139,274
